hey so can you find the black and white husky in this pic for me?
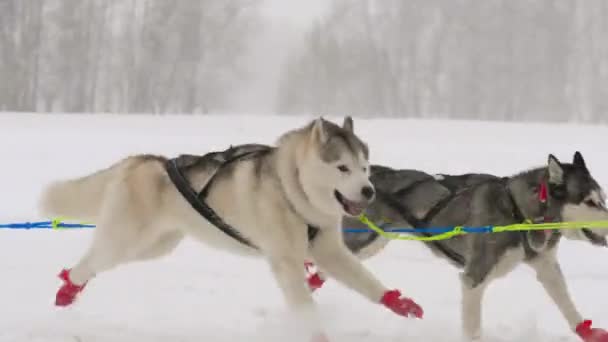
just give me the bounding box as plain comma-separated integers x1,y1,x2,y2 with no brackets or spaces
309,152,608,342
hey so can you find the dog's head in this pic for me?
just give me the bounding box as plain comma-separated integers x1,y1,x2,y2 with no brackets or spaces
301,116,375,218
546,152,608,247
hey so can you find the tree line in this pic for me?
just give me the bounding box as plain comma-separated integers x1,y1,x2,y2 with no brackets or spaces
1,0,607,123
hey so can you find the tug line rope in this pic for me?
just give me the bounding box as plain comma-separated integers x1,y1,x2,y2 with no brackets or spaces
350,214,608,241
2,216,608,242
0,218,95,230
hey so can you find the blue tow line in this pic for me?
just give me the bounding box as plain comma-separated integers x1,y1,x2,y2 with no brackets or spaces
0,219,492,234
0,221,95,230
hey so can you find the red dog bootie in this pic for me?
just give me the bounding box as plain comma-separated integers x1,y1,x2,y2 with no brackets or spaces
304,262,325,291
380,289,423,319
576,320,608,342
55,268,87,307
307,273,325,291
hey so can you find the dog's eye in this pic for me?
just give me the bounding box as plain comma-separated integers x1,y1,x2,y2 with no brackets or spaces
337,165,350,173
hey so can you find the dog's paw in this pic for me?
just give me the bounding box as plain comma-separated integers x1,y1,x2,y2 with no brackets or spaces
55,268,87,307
307,273,325,291
380,289,423,319
576,320,608,342
304,262,325,292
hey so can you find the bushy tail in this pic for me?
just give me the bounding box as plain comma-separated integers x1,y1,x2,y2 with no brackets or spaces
38,163,120,222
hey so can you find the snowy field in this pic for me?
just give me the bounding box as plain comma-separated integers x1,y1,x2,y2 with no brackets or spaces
0,112,607,342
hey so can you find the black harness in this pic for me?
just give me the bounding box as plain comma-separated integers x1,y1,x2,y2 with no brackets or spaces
364,176,468,266
369,175,562,266
165,146,320,250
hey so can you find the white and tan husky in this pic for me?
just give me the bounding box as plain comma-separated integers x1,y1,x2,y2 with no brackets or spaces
39,117,423,341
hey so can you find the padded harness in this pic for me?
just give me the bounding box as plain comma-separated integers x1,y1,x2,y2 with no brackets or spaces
165,145,320,250
369,174,561,266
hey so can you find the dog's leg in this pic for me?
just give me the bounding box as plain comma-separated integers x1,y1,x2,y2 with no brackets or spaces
310,227,386,301
56,226,181,307
307,234,389,292
529,253,608,341
268,253,326,339
459,234,502,341
529,253,582,330
133,231,184,261
310,228,423,318
304,262,327,292
55,220,135,306
460,273,488,342
55,177,179,307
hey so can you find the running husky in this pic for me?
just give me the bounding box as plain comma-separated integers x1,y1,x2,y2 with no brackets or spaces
38,117,422,341
308,152,608,342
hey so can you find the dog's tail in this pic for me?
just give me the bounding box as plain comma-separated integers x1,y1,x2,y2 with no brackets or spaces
38,159,126,222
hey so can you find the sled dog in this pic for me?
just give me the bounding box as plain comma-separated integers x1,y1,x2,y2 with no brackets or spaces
309,152,608,342
39,117,423,340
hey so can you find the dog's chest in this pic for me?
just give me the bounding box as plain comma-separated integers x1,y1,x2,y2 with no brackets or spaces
488,247,526,280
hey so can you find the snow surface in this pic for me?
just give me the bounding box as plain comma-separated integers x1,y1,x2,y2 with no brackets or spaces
0,113,607,342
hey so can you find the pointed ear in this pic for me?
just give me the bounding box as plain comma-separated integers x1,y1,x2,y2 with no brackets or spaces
311,117,327,144
573,151,588,170
342,116,354,133
548,154,564,184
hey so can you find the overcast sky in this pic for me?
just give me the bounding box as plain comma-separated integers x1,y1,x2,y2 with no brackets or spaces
261,0,329,28
228,0,330,113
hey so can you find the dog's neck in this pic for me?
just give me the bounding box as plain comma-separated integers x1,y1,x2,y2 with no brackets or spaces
506,167,558,221
274,134,339,229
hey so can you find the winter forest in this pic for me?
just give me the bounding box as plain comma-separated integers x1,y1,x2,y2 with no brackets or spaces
1,0,607,123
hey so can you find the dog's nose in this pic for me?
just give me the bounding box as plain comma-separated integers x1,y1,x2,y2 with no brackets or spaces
361,186,375,200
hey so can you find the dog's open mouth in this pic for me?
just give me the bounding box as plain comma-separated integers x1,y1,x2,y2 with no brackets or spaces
334,190,366,216
581,228,608,247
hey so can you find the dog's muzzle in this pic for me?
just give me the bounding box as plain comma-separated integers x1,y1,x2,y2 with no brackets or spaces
334,190,367,216
581,228,608,247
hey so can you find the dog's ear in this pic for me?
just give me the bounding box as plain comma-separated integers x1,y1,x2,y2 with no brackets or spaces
311,117,328,144
573,151,588,171
342,116,354,133
548,154,564,184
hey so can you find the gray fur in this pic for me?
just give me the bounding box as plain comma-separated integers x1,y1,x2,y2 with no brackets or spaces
333,151,608,340
319,117,369,162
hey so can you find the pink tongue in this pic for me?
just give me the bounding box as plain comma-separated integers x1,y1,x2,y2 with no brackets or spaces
348,203,362,215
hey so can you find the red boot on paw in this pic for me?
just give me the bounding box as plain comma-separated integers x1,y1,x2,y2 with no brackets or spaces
380,289,423,319
576,320,608,342
55,268,87,307
307,273,325,291
304,262,325,292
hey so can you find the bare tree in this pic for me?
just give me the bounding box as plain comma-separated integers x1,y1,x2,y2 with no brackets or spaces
277,0,608,123
0,0,261,114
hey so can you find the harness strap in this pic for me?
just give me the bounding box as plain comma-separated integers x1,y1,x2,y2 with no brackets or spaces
166,148,321,250
503,178,564,257
166,159,258,249
375,189,466,267
392,177,434,199
198,146,271,199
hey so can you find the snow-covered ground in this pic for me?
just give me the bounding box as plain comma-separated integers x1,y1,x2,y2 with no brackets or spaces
0,113,607,342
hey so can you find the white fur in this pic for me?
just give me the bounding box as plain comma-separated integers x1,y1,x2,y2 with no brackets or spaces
38,117,390,338
529,250,584,332
561,201,608,240
460,247,525,341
